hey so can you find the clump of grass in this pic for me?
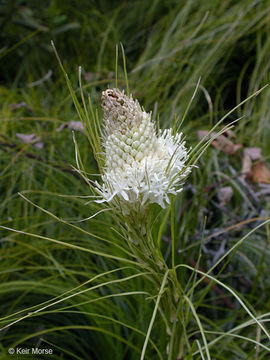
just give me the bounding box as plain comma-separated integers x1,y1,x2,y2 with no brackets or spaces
1,1,270,359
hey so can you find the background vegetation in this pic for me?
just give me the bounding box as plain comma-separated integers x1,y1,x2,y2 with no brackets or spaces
0,0,270,359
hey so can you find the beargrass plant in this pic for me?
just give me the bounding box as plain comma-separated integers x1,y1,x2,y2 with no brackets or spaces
1,1,270,358
1,40,269,359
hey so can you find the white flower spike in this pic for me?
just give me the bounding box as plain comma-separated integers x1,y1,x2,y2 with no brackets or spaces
96,88,191,214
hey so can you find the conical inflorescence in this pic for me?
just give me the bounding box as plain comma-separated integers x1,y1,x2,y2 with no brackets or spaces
96,88,191,214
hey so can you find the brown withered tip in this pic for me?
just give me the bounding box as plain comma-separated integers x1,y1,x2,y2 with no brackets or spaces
101,88,125,107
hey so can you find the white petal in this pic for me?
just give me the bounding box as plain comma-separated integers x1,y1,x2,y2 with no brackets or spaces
121,190,129,201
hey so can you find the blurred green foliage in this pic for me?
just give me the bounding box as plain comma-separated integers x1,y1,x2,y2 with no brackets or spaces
0,0,270,359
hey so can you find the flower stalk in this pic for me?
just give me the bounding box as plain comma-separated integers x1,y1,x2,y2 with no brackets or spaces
93,87,193,358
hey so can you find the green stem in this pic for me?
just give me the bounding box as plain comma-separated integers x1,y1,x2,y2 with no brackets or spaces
171,197,175,269
140,269,170,360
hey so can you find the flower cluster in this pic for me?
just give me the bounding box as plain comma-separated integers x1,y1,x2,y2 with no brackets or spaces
96,88,191,213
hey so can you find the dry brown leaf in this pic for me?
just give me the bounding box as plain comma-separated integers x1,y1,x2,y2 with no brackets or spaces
16,133,44,149
68,121,86,134
217,186,233,206
197,130,242,155
16,133,37,143
244,147,262,161
56,124,66,132
56,121,86,135
223,129,236,139
241,153,252,179
197,130,208,140
211,134,242,155
252,162,270,184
